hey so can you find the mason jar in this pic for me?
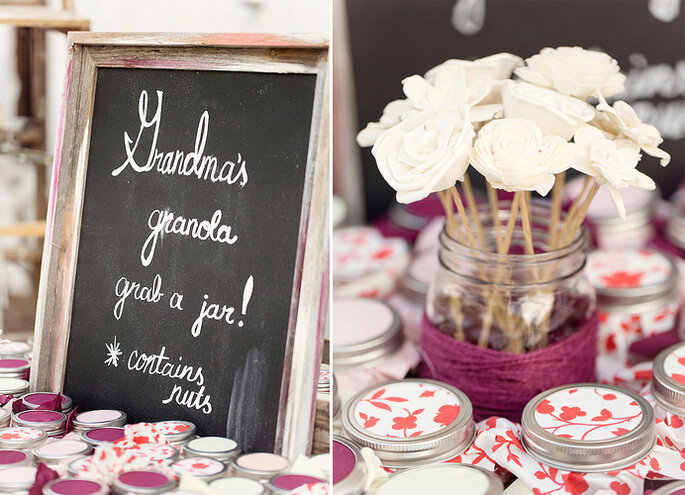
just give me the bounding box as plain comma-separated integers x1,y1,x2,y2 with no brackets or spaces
426,201,596,353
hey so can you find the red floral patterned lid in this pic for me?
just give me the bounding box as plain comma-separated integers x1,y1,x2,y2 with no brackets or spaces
171,457,226,479
522,383,655,472
653,343,685,415
0,426,46,449
586,249,677,308
342,379,474,468
154,421,196,442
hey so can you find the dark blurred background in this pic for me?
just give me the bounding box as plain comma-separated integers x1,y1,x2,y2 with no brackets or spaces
343,0,685,221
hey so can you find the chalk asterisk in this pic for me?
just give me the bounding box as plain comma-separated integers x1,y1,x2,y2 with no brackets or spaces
105,336,123,367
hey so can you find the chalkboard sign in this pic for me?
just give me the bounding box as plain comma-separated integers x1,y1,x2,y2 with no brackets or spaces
346,0,685,219
32,33,328,457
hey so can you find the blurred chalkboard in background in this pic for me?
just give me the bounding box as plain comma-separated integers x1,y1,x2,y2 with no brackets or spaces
346,0,684,220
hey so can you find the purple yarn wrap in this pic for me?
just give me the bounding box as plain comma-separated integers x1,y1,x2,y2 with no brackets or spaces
419,312,599,422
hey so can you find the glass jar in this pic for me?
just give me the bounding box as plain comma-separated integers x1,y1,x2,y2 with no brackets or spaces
427,201,596,352
230,452,289,482
183,436,240,463
0,449,30,470
522,383,655,472
665,198,685,257
111,471,177,494
0,426,46,450
22,392,73,414
42,478,108,495
13,410,67,438
33,439,93,467
341,379,474,470
153,420,196,446
0,359,30,379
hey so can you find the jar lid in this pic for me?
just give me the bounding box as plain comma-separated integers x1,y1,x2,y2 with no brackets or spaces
0,341,31,357
652,342,685,415
586,249,677,310
183,436,241,462
72,410,127,430
522,383,655,472
154,420,196,443
112,470,176,494
374,464,503,495
398,251,439,304
34,439,92,463
649,481,685,494
332,374,341,420
171,456,226,481
0,426,46,449
209,477,266,495
42,478,108,495
81,426,126,445
0,449,28,469
0,377,29,395
230,452,289,480
267,474,326,495
0,465,37,490
23,392,73,413
667,203,685,249
0,359,30,373
333,227,409,283
342,379,475,468
332,436,366,495
332,298,404,370
13,409,67,430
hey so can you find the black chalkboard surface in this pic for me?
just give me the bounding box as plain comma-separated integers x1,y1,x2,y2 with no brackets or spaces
33,35,328,456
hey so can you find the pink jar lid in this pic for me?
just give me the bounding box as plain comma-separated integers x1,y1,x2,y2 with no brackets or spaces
82,426,125,444
43,478,106,495
113,470,176,493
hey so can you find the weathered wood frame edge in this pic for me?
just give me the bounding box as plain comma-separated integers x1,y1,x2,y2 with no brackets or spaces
30,33,329,458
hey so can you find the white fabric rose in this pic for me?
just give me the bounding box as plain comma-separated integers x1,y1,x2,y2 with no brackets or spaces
502,81,594,140
469,118,572,196
593,92,671,166
356,99,416,147
372,105,474,204
571,124,655,218
425,52,524,84
515,46,626,100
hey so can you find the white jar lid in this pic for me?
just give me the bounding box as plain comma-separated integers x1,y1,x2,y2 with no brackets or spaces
0,465,37,491
653,342,685,415
522,383,655,472
183,436,240,462
342,379,474,468
209,477,266,495
375,464,503,495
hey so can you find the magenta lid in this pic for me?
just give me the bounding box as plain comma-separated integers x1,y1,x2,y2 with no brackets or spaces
118,471,170,488
16,410,64,423
24,393,67,405
84,427,125,442
0,359,29,369
273,475,324,490
49,479,103,495
0,449,27,464
332,439,356,484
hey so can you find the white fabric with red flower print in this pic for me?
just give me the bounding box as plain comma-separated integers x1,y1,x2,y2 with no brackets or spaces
0,426,43,441
588,249,682,391
172,457,225,477
333,227,409,299
534,387,643,440
353,381,462,437
446,416,685,495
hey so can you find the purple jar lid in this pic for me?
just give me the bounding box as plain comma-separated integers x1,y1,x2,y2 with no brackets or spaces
270,474,325,491
44,478,105,495
15,410,64,423
333,439,356,484
0,449,27,465
83,427,125,443
114,470,176,492
0,359,29,369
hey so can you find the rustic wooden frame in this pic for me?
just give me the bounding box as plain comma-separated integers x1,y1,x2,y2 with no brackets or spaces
31,33,329,458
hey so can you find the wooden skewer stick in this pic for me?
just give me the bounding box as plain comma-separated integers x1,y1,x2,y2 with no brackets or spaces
450,186,477,248
486,182,502,254
548,171,566,248
462,173,487,251
518,191,535,255
501,192,521,255
561,182,600,246
556,175,590,248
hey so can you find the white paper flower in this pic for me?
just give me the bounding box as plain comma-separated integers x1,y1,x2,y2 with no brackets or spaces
357,99,416,147
572,124,655,218
469,118,572,195
425,52,524,84
502,81,594,140
372,105,474,203
515,46,626,100
593,92,671,166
